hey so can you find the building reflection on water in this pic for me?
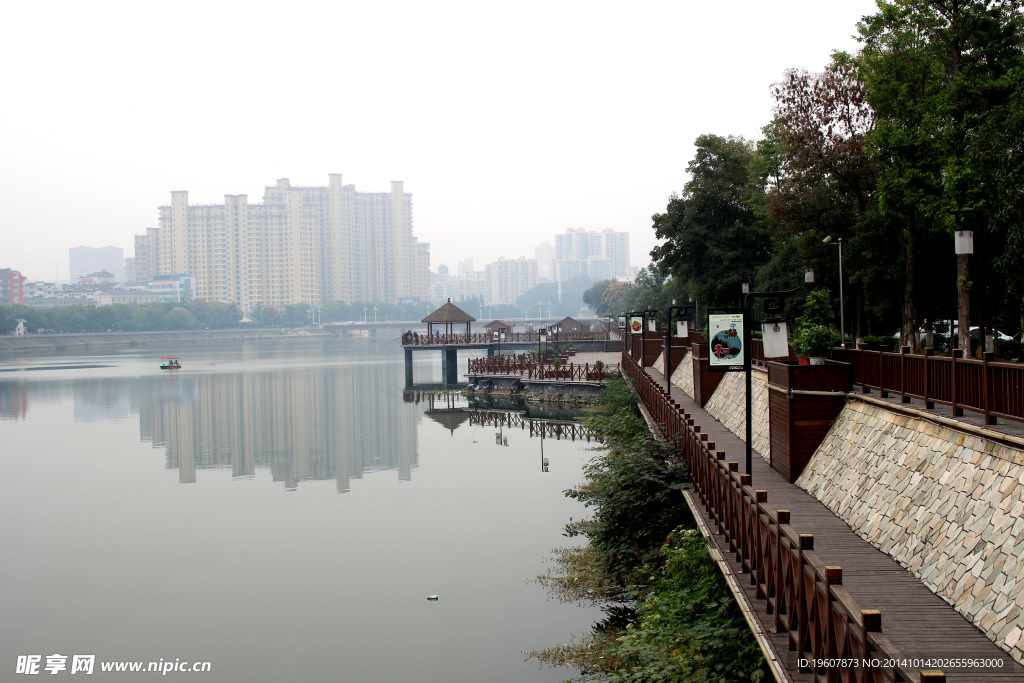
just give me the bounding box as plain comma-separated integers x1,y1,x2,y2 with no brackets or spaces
2,366,593,490
133,362,421,490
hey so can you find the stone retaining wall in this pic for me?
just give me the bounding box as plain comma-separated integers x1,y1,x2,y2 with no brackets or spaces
669,349,694,399
797,399,1024,665
652,352,665,376
701,367,771,462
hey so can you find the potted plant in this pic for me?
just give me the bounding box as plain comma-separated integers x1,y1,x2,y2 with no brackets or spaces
792,289,835,365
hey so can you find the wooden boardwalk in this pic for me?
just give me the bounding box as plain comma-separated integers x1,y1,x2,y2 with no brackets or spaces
640,363,1024,683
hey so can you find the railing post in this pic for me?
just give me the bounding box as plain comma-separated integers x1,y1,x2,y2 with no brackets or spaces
900,346,910,404
951,348,961,416
983,351,996,425
924,348,934,409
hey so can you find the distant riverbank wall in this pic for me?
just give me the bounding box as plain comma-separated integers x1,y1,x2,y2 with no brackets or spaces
0,328,337,355
664,350,1024,665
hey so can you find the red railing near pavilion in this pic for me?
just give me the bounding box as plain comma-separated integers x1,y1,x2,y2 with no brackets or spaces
467,356,618,382
401,330,608,346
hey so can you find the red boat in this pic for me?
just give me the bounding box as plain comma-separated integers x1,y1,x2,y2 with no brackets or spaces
160,356,181,369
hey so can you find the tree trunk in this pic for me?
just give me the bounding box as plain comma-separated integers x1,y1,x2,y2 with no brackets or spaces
957,253,970,353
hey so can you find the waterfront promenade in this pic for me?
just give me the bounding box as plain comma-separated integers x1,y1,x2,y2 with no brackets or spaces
627,355,1024,683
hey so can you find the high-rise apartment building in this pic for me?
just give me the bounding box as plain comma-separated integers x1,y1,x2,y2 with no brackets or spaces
485,257,538,305
131,175,428,310
1,268,27,305
69,246,125,282
600,229,631,279
552,228,630,281
535,242,555,281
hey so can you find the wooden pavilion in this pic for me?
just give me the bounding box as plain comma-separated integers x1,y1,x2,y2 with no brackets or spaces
484,319,516,334
422,299,476,337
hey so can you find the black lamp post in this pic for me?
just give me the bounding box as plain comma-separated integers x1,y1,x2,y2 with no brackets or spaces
667,302,696,378
740,287,797,477
641,309,658,366
628,310,641,360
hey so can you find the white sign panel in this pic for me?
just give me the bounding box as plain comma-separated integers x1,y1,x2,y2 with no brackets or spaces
761,321,790,359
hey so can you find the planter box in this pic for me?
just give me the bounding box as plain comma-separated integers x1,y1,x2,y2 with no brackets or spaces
642,337,664,367
664,337,692,377
767,360,853,483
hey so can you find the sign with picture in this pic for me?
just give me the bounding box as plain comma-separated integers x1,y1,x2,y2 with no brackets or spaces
708,310,745,372
629,316,643,335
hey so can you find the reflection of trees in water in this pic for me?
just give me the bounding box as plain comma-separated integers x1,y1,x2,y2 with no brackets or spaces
528,545,634,673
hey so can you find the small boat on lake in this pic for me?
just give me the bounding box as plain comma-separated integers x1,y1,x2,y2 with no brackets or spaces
160,356,181,369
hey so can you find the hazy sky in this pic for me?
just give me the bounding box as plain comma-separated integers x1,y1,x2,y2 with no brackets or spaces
1,0,879,282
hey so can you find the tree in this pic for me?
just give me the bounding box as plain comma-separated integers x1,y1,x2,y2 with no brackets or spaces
651,134,770,307
769,57,903,338
858,0,1024,348
582,280,614,314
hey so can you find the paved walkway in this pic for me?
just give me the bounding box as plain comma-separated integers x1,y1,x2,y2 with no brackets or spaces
641,364,1024,683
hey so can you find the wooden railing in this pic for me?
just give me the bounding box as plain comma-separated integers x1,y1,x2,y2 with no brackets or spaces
401,331,607,346
467,357,617,382
623,354,934,683
832,347,1024,425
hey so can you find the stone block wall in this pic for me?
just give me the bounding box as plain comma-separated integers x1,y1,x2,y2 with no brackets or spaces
652,352,665,376
670,349,694,399
701,367,771,462
797,399,1024,664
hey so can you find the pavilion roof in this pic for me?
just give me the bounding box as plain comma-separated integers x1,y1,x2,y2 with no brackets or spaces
422,300,476,324
424,408,471,432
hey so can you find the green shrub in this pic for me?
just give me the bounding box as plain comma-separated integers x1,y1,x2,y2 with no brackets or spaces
568,376,692,585
602,529,769,682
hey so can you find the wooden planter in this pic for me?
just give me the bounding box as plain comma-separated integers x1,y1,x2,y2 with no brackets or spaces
767,360,853,483
642,336,664,367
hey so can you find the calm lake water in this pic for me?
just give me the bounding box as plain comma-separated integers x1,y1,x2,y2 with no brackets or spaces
0,337,604,682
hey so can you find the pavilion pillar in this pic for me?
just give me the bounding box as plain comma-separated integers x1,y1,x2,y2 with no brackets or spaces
404,348,414,387
442,348,459,386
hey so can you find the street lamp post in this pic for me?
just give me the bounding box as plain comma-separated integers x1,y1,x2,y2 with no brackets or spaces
714,287,796,478
953,222,974,353
667,303,696,377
